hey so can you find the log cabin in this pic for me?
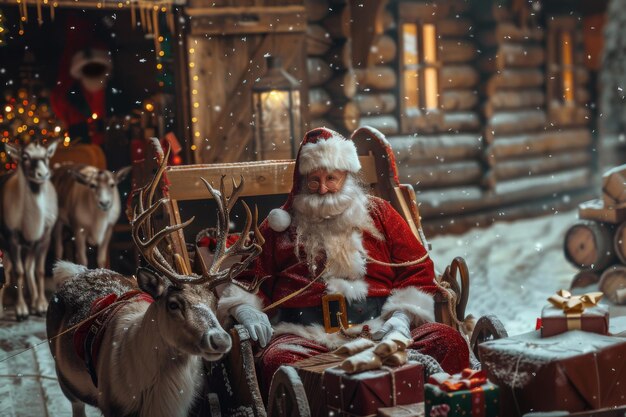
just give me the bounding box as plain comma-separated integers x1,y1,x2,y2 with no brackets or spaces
0,0,616,235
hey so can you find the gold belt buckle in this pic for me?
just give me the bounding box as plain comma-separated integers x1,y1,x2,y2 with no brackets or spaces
321,293,348,334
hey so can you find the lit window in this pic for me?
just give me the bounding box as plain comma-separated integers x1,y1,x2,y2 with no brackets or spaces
548,23,575,106
401,22,440,113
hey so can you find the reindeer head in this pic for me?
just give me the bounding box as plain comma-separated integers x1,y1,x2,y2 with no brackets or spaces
72,166,131,211
6,140,58,184
130,147,264,361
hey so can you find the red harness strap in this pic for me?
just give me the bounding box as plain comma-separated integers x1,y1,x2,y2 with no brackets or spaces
73,290,154,387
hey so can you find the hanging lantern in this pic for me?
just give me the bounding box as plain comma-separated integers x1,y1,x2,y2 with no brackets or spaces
252,56,302,160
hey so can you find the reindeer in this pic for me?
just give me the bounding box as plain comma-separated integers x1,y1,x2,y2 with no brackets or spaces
52,164,131,268
0,140,58,320
46,150,265,417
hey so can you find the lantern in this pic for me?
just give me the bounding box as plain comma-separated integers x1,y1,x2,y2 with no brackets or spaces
252,56,302,160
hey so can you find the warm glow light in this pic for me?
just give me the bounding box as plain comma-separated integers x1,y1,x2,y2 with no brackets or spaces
192,89,198,95
17,108,24,114
158,36,164,42
145,103,154,112
194,131,200,137
158,51,165,57
189,62,195,68
33,117,39,123
191,117,198,123
191,144,197,151
189,48,195,54
4,106,11,112
54,126,61,132
91,113,98,120
193,75,198,81
156,63,163,70
193,102,199,108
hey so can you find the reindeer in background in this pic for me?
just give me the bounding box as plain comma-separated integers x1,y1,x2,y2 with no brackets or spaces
0,140,58,320
52,164,131,268
47,149,265,417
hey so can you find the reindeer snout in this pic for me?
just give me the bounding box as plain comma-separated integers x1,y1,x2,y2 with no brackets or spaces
98,200,112,211
203,329,232,353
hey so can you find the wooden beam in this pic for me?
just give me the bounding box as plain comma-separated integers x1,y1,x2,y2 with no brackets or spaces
188,6,306,36
388,134,484,164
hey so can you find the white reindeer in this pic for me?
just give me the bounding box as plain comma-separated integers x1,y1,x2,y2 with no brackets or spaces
0,140,58,320
47,153,265,417
52,164,131,268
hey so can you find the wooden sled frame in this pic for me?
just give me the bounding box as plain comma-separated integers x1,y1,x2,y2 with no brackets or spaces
160,126,507,417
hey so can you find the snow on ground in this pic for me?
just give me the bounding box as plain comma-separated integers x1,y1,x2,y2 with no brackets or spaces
0,209,619,415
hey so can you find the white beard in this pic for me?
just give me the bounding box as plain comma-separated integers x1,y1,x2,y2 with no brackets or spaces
292,175,383,295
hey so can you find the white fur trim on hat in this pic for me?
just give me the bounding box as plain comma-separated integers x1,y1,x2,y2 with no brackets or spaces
268,208,291,232
216,284,264,324
70,48,112,80
298,136,361,175
381,287,435,326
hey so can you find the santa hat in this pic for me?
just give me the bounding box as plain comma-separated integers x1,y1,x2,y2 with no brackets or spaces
267,127,361,232
70,47,112,81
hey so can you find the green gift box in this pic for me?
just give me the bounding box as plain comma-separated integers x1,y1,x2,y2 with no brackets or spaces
424,369,499,417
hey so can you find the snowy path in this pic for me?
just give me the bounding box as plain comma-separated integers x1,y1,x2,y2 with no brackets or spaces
0,209,622,415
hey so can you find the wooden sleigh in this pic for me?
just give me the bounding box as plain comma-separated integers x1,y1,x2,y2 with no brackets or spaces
156,126,507,417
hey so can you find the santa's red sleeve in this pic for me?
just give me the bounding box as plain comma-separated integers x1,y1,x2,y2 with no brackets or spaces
375,199,438,326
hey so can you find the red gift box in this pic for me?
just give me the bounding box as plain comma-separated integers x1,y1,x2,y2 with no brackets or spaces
541,290,608,337
323,362,424,417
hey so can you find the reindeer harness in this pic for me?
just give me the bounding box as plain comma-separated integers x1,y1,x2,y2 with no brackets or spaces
73,290,154,387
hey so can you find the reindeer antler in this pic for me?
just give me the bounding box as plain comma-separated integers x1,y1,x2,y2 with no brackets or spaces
131,145,266,291
198,176,267,292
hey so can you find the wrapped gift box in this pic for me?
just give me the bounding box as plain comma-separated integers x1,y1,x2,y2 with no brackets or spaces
424,369,499,417
541,290,609,338
293,353,424,417
478,330,626,416
323,362,424,417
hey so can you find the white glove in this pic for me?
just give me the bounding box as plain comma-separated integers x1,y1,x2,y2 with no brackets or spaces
230,304,273,348
372,311,412,341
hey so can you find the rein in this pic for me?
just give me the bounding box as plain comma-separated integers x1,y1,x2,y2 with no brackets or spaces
0,297,138,365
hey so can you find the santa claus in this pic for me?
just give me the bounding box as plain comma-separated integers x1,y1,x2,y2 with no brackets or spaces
217,127,469,396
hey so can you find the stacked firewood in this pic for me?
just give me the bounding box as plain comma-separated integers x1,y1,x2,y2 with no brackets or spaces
564,165,626,304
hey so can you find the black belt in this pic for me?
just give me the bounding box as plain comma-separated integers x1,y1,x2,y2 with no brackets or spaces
276,296,387,332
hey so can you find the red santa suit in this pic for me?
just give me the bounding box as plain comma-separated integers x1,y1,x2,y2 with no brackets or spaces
217,127,469,396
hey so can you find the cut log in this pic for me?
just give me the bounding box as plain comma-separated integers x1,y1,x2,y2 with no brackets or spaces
355,66,397,90
493,168,590,198
602,164,626,207
400,160,483,189
578,199,626,224
309,118,337,132
354,93,396,115
308,88,332,119
486,129,592,161
439,40,477,64
547,107,591,129
485,110,547,142
485,69,544,94
306,24,332,56
325,70,358,100
441,90,479,111
441,65,480,89
613,222,626,265
325,40,352,70
485,90,545,116
576,89,590,106
325,101,360,133
563,221,616,271
443,112,481,132
486,151,591,184
307,57,333,87
368,34,396,65
599,265,626,305
493,44,544,69
305,0,330,22
358,115,399,135
321,4,350,39
570,270,600,290
438,18,473,38
478,22,544,46
388,134,484,164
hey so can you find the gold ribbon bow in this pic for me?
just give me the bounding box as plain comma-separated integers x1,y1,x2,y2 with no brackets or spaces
548,289,603,314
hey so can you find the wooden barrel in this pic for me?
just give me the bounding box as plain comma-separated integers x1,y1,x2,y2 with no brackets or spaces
569,270,600,289
613,221,626,264
563,221,616,271
599,264,626,305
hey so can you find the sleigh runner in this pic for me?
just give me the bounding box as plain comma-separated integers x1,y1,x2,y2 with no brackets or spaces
149,126,507,417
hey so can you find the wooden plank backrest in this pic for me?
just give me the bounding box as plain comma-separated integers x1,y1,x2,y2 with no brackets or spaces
165,156,379,200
